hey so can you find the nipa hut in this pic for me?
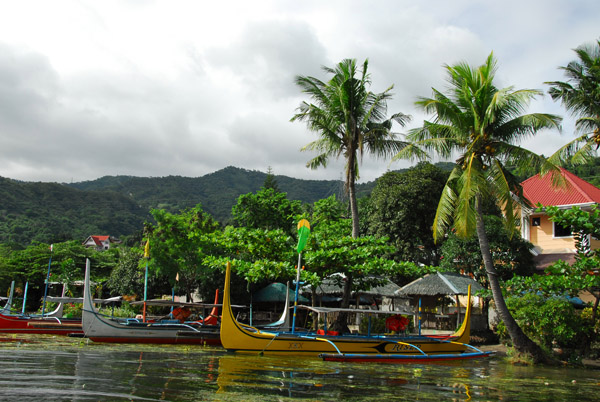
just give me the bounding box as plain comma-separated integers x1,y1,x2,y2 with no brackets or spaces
303,275,406,310
395,272,484,330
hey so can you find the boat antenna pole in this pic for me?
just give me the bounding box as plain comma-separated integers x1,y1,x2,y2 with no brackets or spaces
143,240,150,323
41,244,53,317
292,219,310,334
21,281,28,316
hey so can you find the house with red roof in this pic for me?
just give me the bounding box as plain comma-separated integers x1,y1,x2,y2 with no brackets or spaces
520,168,600,269
82,235,121,251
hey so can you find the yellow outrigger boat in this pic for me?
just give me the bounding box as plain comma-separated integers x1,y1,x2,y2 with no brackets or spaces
220,262,488,359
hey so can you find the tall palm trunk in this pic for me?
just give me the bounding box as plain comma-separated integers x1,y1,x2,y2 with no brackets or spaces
348,180,360,239
475,202,548,362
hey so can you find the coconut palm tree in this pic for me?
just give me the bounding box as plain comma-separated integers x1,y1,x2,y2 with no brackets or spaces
395,53,562,361
291,58,410,239
546,39,600,165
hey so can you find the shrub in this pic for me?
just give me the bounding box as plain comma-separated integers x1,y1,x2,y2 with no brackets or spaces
497,293,590,350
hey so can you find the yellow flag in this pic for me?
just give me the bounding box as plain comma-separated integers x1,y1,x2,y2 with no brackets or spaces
144,240,150,258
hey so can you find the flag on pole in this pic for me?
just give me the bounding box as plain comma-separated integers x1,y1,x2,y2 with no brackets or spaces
296,219,310,253
144,240,150,258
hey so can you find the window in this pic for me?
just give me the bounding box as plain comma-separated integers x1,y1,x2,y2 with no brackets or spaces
531,217,540,226
554,222,573,238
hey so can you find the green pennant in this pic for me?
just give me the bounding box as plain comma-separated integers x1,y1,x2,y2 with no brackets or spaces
296,219,311,253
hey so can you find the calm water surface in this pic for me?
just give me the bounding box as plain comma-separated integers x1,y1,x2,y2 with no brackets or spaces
0,334,598,401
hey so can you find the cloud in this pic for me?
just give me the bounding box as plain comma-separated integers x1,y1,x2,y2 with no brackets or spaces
0,0,598,184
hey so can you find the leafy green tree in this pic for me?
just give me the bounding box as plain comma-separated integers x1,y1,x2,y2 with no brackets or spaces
205,226,298,283
303,219,400,332
312,195,346,225
546,40,600,164
395,53,562,361
364,162,448,264
146,205,221,301
105,246,171,298
440,215,535,284
291,58,410,239
232,188,301,233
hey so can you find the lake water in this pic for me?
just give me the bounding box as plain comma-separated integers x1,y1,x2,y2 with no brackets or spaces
0,335,598,401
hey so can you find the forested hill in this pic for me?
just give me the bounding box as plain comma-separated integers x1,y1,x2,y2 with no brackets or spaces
67,166,358,223
0,177,149,246
0,166,365,246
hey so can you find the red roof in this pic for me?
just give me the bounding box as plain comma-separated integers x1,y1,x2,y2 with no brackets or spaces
521,168,600,207
91,235,110,246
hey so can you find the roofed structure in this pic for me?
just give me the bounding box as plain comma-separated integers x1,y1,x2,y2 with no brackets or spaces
303,275,402,298
82,235,121,251
521,167,600,207
520,168,600,264
395,272,483,297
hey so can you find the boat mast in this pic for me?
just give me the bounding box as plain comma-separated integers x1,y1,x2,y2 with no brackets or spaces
21,282,28,315
41,244,53,316
292,219,310,334
143,240,150,322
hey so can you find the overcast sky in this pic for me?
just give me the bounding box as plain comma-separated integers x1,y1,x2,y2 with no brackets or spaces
0,1,598,184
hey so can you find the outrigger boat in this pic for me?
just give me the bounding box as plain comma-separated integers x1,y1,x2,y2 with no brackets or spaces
220,261,491,361
0,313,83,336
82,259,221,345
0,281,86,336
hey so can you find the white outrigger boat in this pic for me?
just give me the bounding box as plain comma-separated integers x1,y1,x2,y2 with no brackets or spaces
82,259,221,345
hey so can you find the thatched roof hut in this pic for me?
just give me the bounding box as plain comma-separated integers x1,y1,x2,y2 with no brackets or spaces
395,272,484,330
304,275,402,297
302,275,406,310
395,272,483,297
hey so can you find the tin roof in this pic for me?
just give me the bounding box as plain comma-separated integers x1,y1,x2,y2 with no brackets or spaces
521,168,600,207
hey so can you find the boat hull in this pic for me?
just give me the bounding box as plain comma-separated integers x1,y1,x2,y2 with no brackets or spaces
220,262,472,357
319,351,493,363
0,313,82,336
82,259,221,345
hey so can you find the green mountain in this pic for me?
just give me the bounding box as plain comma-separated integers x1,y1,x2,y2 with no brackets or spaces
67,166,353,224
0,167,355,245
0,163,460,246
0,177,149,246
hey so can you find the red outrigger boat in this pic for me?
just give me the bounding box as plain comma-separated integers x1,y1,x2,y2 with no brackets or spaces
0,313,83,336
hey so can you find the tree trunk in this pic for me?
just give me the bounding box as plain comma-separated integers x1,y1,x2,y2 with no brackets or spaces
475,202,550,363
332,154,358,333
332,273,352,334
311,288,318,331
592,292,599,322
348,169,360,239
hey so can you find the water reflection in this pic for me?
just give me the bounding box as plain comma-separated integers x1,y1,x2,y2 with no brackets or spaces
0,336,598,401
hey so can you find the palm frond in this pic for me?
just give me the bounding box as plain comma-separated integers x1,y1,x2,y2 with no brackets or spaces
453,157,484,239
391,142,430,162
305,153,330,170
547,132,597,166
494,113,562,143
488,159,522,237
433,167,461,244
